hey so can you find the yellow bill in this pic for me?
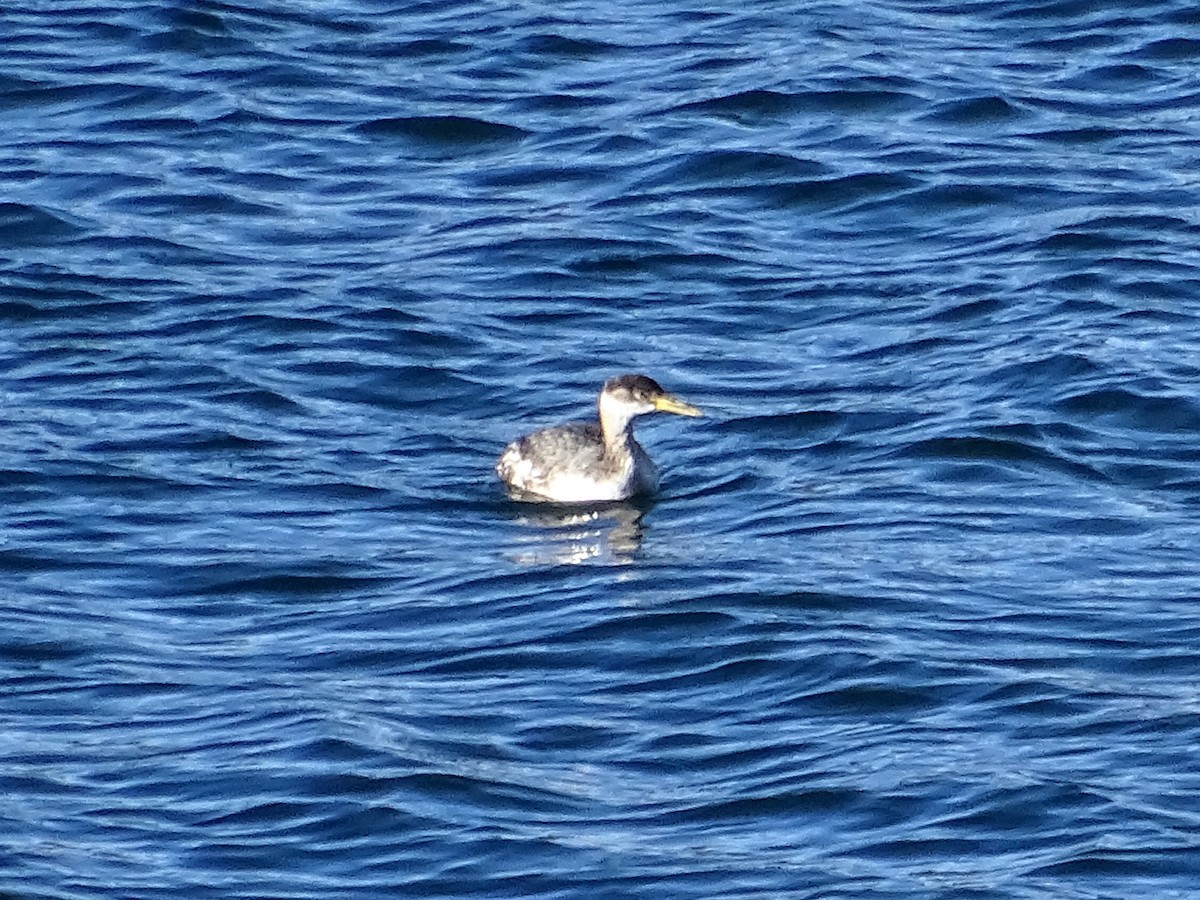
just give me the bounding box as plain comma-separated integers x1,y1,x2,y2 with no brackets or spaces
653,393,702,417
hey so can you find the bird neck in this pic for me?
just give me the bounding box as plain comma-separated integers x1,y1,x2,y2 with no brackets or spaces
598,396,637,451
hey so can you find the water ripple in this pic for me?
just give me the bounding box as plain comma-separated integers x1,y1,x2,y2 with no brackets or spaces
4,0,1200,897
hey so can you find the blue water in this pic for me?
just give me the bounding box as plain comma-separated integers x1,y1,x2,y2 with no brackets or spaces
4,1,1200,897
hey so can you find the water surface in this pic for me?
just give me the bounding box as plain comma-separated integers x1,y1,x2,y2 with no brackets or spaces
4,1,1200,897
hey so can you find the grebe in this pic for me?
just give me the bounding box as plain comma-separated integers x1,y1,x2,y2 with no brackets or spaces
496,374,701,503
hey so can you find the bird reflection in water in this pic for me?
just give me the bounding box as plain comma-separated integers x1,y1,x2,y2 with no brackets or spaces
505,502,647,567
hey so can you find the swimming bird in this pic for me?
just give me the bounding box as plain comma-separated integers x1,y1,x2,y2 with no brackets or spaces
496,374,701,503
